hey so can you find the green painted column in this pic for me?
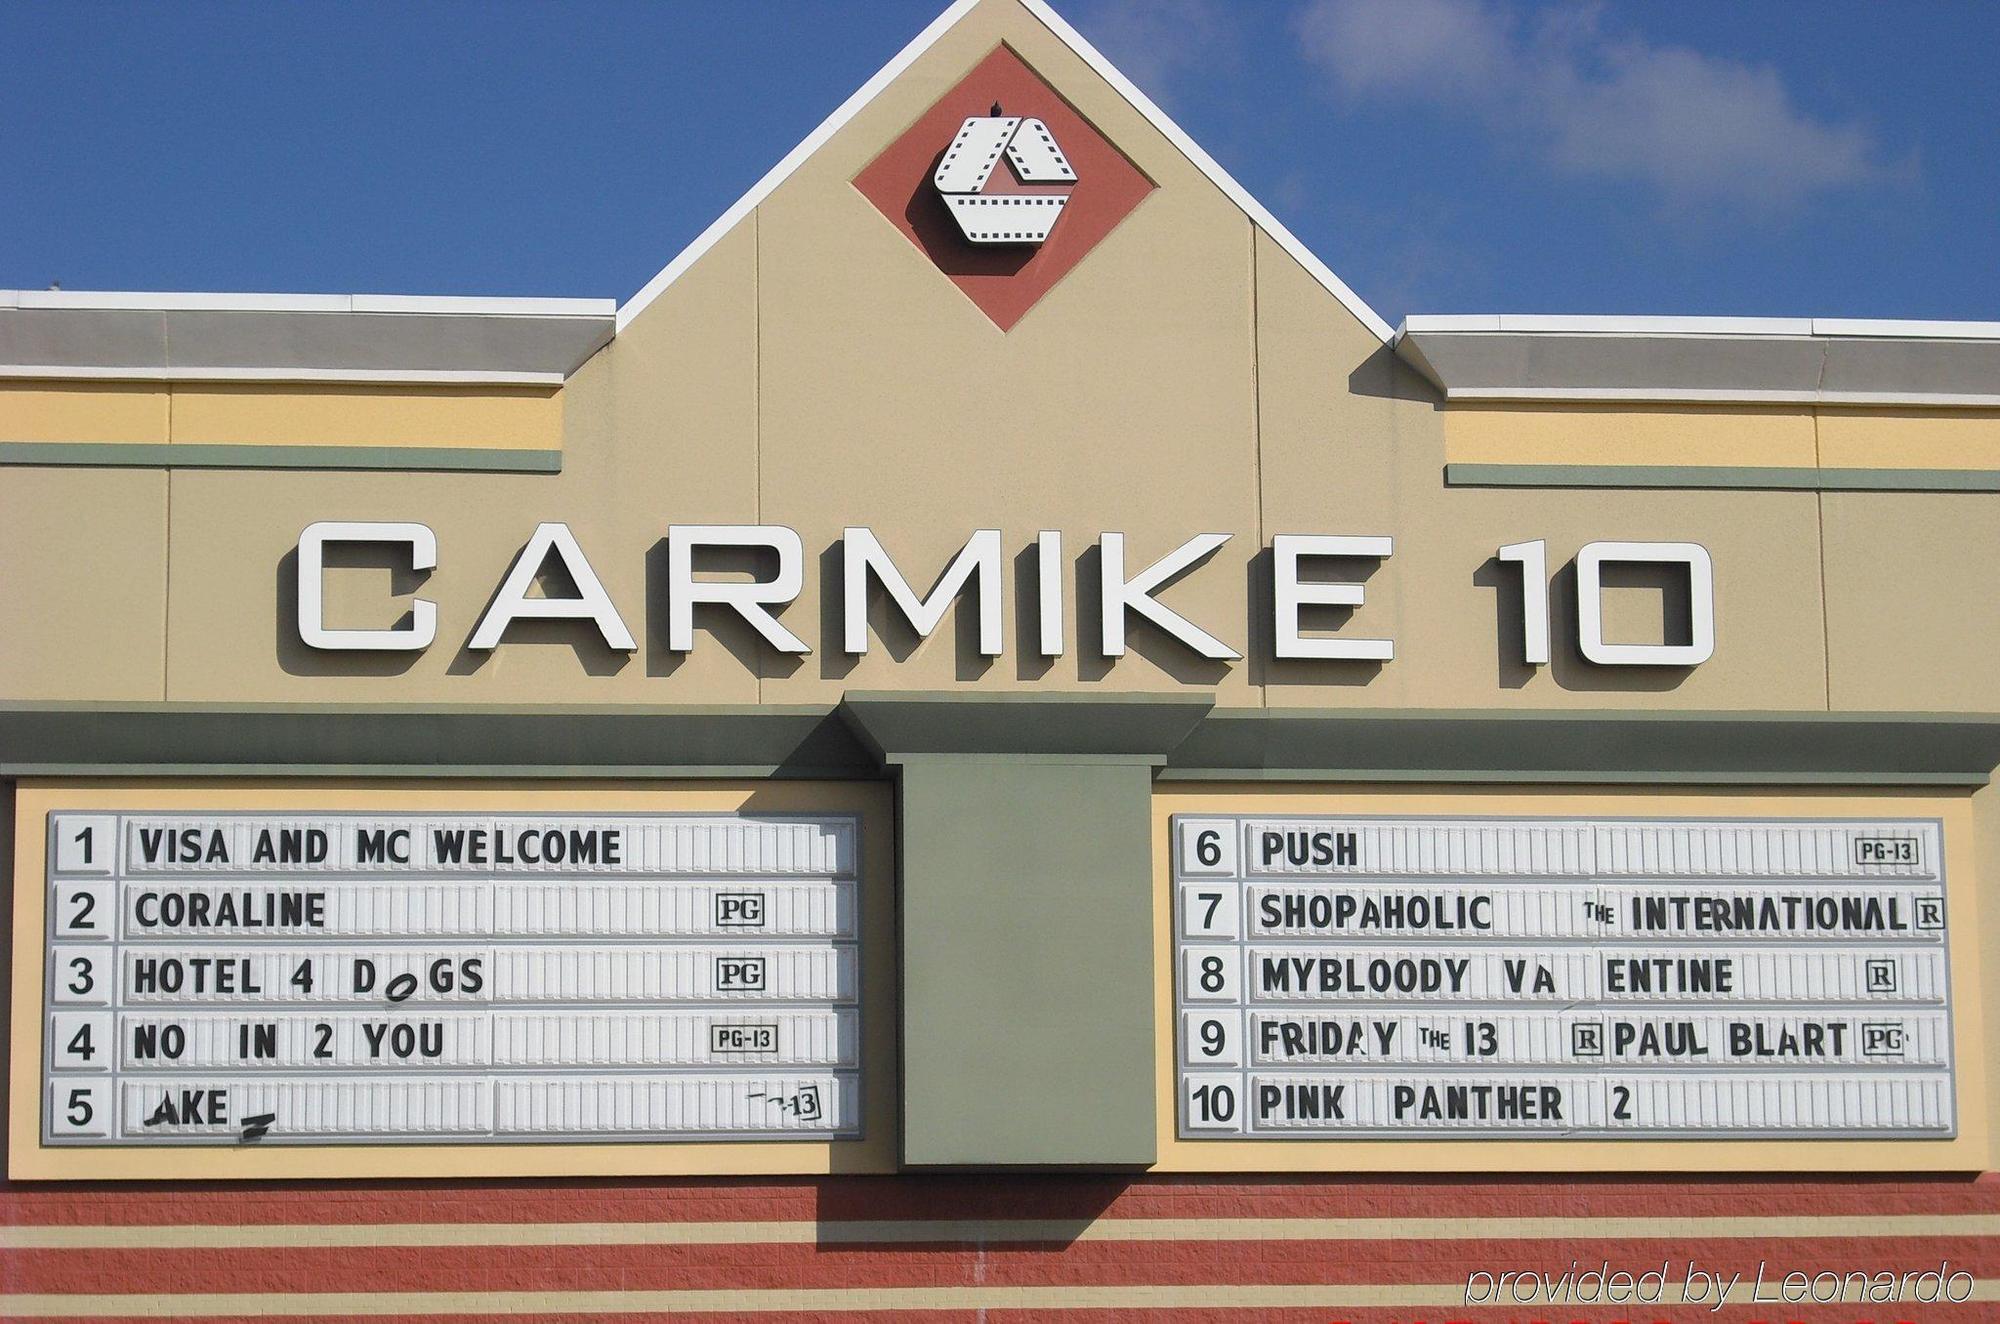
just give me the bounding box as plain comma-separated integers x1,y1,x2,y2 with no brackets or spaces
839,693,1212,1167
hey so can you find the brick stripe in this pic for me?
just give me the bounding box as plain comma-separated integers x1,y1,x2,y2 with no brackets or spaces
7,1175,1995,1224
0,1256,1992,1296
4,1176,1991,1319
0,1280,1992,1316
44,1313,2000,1324
2,1235,1994,1293
5,1211,1996,1247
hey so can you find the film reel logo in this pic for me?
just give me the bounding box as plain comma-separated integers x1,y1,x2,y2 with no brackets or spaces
932,104,1078,246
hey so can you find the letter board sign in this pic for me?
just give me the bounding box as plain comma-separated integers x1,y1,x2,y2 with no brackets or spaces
43,811,862,1146
1173,815,1953,1139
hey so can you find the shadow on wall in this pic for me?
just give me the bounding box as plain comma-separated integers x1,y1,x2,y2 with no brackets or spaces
1013,543,1055,683
281,541,633,680
276,546,425,678
809,1171,1127,1242
1475,554,1696,693
900,148,1039,282
647,539,804,683
442,542,631,679
815,539,1237,687
1074,543,1230,687
1347,341,1441,406
817,540,997,685
1245,545,1385,690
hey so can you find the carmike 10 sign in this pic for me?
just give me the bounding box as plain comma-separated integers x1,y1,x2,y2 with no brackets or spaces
1173,814,1953,1139
294,523,1716,669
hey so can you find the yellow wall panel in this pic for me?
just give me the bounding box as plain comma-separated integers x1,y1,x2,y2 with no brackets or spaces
1444,402,2000,475
1444,404,1817,468
169,384,561,450
1818,408,2000,471
0,382,169,444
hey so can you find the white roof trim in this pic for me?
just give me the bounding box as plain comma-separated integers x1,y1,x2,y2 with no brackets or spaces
0,365,566,387
1397,315,2000,409
1442,386,1828,406
614,0,1395,343
617,0,983,334
1401,314,2000,342
4,290,614,318
1434,386,2000,410
1017,0,1391,342
1812,318,2000,341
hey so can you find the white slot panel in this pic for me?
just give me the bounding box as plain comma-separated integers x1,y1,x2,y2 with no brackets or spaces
493,1073,857,1136
487,1010,856,1069
119,1076,491,1138
1594,821,1937,880
1241,946,1947,1004
1242,1010,1951,1069
120,880,854,940
1240,820,1595,877
1240,1072,1953,1134
119,815,854,877
1243,882,1945,943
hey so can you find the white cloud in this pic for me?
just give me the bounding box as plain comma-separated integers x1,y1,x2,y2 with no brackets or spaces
1078,0,1234,106
1294,0,1915,212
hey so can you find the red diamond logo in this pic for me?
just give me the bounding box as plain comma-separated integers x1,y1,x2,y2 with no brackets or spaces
854,44,1155,331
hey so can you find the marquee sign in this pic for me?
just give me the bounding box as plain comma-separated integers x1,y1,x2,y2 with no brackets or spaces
1173,815,1954,1138
41,811,863,1147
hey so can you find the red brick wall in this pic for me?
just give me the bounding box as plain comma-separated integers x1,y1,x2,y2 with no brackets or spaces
3,1174,1993,1320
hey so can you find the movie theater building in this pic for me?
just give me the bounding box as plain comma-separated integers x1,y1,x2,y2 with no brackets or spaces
3,0,1997,1317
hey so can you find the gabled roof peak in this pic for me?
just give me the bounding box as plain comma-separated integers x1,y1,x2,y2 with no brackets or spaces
613,0,1395,342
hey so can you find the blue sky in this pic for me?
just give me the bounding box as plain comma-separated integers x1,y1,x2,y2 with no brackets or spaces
3,0,1994,324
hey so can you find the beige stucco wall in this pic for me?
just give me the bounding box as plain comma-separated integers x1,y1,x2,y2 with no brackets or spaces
156,218,759,706
1252,238,1833,711
0,0,1995,1189
751,0,1260,701
0,468,168,701
1820,491,2000,713
0,0,1991,720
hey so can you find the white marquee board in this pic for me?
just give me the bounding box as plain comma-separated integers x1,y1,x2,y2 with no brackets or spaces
1173,815,1954,1139
43,811,863,1146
